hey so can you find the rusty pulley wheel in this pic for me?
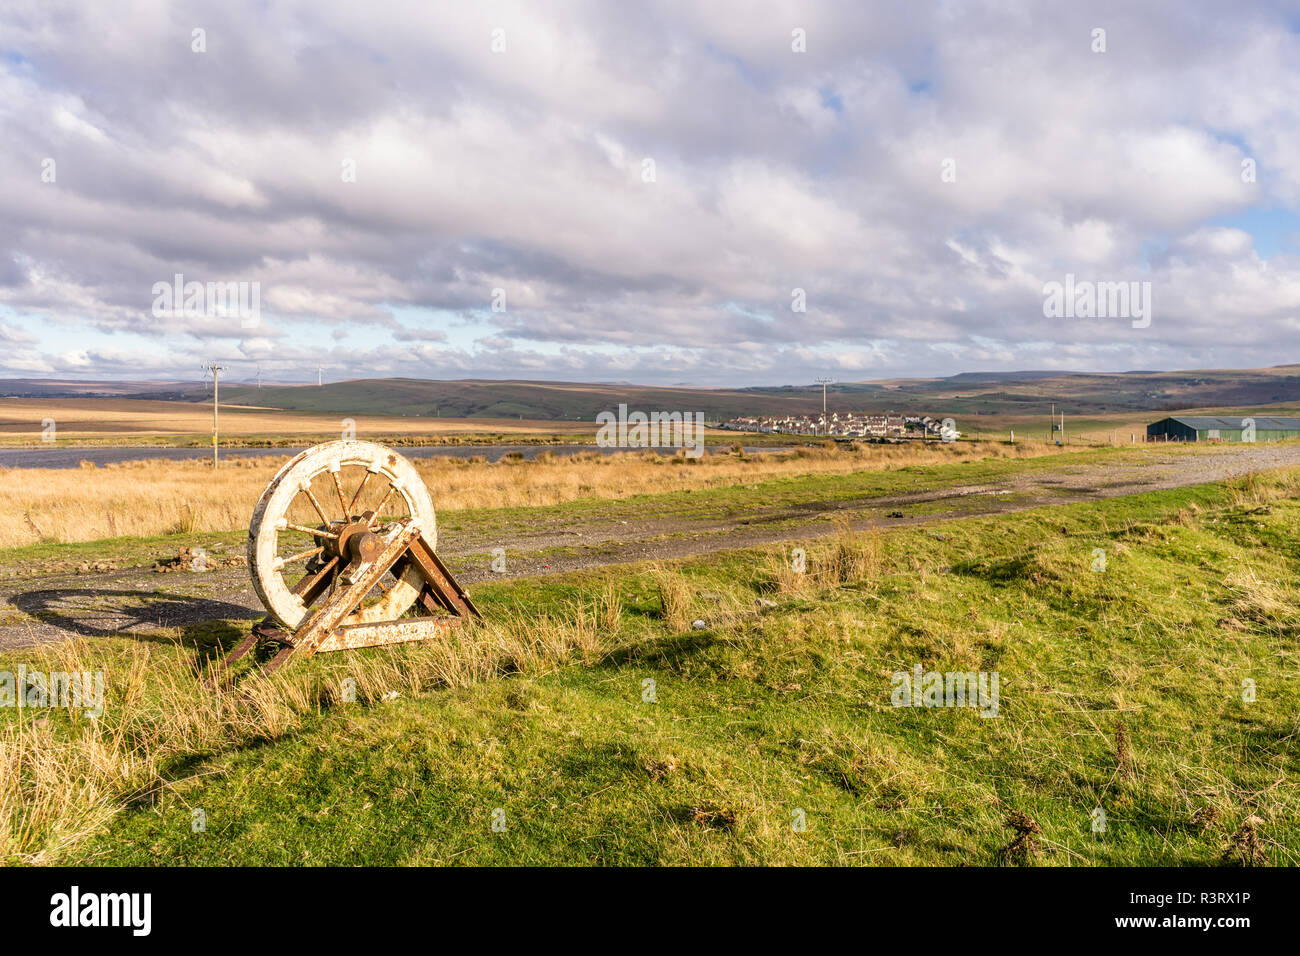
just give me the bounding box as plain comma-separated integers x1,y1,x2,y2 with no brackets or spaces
247,441,437,629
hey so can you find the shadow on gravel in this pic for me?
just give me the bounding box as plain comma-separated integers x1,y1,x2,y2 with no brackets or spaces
11,588,261,657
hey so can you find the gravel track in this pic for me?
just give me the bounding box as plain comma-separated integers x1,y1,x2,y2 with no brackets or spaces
3,443,1298,650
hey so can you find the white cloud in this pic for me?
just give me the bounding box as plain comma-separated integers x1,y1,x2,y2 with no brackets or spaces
1,0,1299,383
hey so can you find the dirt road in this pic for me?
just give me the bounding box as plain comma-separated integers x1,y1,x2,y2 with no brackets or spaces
3,443,1298,650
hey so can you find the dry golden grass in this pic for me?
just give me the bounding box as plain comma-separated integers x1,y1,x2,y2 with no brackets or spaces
654,569,696,630
765,517,881,595
766,549,814,596
0,441,1059,548
818,518,881,587
0,397,590,440
1226,565,1298,632
594,579,624,634
1222,467,1300,509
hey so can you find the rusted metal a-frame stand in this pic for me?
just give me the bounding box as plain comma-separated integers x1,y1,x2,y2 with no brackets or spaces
222,518,479,675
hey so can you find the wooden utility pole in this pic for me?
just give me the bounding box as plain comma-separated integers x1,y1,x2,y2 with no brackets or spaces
202,363,227,468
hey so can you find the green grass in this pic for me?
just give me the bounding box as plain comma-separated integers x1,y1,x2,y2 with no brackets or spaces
3,467,1296,866
0,530,248,571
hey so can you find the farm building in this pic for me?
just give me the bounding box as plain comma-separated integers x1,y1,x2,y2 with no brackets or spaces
1146,416,1300,442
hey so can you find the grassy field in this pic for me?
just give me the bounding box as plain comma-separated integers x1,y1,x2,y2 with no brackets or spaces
0,439,1066,548
0,397,600,446
1,464,1296,865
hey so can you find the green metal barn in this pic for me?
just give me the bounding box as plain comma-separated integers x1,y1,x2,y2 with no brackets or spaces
1146,416,1300,442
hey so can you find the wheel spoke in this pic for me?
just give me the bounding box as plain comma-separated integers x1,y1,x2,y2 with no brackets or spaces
367,483,396,527
331,470,350,518
300,485,331,525
283,522,338,539
278,545,324,566
348,471,373,513
290,555,339,595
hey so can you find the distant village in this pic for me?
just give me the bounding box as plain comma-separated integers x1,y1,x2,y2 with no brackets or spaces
720,412,955,440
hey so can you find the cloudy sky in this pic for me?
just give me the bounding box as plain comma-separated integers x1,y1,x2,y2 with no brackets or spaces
2,0,1300,387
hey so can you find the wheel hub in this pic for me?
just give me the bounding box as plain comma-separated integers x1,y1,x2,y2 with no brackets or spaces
328,512,374,559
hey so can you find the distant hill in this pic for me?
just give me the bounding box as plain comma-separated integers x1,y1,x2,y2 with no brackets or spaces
0,378,193,399
940,370,1072,384
174,378,868,421
870,366,1300,417
8,365,1300,421
182,366,1300,421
